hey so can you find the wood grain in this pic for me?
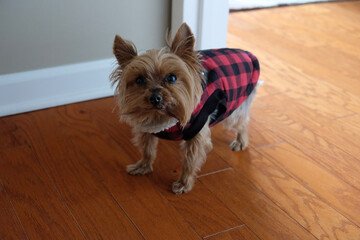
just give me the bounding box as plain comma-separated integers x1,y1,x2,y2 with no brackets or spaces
227,3,360,118
0,180,27,240
0,146,84,239
0,117,25,149
152,148,243,238
227,31,360,119
255,94,360,158
199,170,316,240
80,99,243,237
54,103,202,240
258,143,360,227
206,226,259,240
251,94,360,189
13,111,143,240
211,122,360,238
217,146,360,239
334,114,360,142
228,3,360,97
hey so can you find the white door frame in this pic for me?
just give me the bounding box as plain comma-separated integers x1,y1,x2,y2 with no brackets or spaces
171,0,230,50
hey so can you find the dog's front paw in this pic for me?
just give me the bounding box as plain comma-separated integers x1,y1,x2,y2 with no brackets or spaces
127,162,152,175
172,180,194,194
230,140,248,151
172,181,188,194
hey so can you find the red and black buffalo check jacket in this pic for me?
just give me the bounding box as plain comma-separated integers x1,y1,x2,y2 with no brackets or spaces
154,48,260,141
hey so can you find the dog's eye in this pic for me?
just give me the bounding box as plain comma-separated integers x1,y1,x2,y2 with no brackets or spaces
135,76,146,85
164,73,177,84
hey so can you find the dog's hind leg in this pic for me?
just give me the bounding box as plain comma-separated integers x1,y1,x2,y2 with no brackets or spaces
223,85,258,151
229,111,250,151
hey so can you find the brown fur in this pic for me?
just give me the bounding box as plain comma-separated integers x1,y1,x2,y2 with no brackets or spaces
111,23,258,194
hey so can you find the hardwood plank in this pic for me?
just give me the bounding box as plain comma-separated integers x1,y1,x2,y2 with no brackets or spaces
251,94,360,189
80,99,243,237
228,3,360,117
0,117,26,149
0,146,84,239
0,181,27,240
254,94,360,159
227,31,360,118
210,122,360,238
53,102,202,240
208,119,284,179
199,170,316,240
334,114,360,142
228,2,360,96
153,149,242,237
13,111,143,240
82,98,141,161
258,143,360,227
323,2,360,26
238,4,360,53
221,146,360,239
206,226,259,240
265,52,360,117
197,152,232,177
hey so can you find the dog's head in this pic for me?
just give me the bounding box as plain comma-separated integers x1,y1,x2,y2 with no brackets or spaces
111,23,203,133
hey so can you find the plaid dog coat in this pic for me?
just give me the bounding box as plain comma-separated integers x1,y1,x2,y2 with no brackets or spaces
154,48,260,141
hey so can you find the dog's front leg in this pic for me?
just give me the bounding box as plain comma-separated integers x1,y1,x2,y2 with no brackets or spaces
127,132,158,175
172,125,212,194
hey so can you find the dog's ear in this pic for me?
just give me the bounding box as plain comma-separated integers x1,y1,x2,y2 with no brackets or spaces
170,23,195,59
113,35,137,68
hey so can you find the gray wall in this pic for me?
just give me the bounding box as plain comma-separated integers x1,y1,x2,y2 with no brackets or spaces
0,0,171,75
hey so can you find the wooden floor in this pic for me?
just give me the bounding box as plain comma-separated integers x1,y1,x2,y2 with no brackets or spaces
1,2,360,239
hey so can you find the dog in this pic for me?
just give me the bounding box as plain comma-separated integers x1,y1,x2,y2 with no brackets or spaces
110,23,260,194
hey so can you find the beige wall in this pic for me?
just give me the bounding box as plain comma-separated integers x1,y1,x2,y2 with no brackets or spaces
0,0,170,75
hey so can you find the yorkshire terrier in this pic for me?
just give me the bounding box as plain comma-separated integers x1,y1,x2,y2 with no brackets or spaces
111,23,260,194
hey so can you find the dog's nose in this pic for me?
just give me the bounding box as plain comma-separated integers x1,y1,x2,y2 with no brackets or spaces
149,93,163,106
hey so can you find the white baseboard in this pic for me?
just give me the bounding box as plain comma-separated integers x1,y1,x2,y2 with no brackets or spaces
0,59,115,117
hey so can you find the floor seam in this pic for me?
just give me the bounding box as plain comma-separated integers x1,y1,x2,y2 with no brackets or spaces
203,224,246,239
0,180,29,240
197,167,233,178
